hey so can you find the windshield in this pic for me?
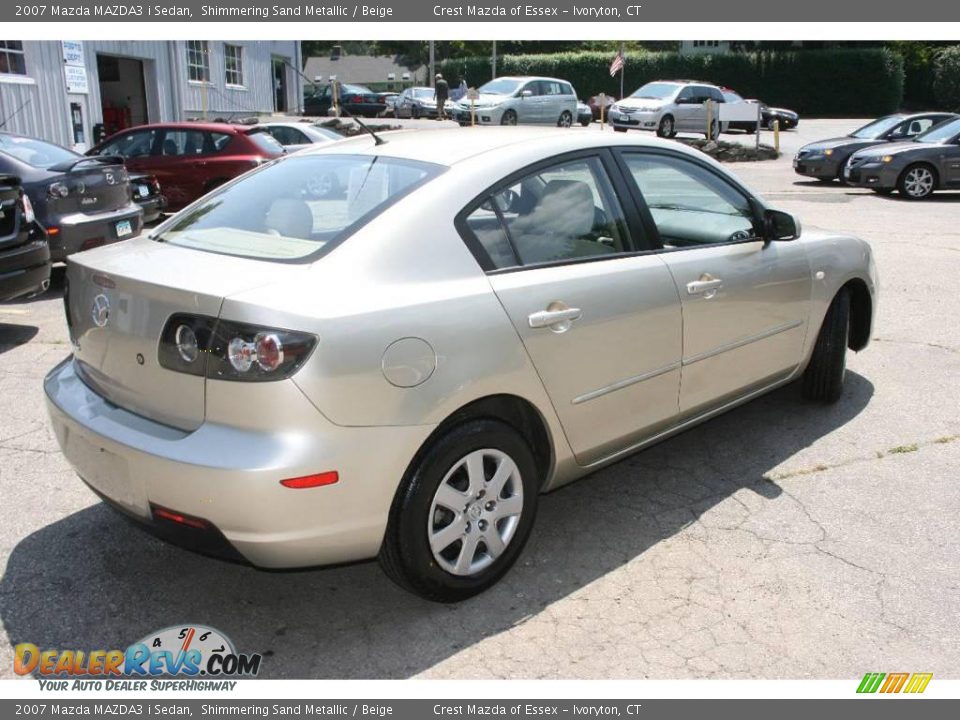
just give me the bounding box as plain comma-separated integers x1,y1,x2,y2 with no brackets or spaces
0,134,78,169
913,117,960,144
479,78,522,96
411,87,435,99
722,91,744,103
850,115,905,139
629,82,680,100
155,154,441,262
305,126,343,142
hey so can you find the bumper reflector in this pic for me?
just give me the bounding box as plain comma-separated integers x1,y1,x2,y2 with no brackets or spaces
152,505,208,530
280,471,339,489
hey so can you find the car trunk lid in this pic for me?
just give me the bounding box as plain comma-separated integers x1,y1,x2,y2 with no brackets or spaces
65,236,297,431
46,155,133,216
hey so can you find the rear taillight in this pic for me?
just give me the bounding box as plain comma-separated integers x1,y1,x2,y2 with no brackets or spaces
158,314,316,382
47,181,69,200
19,193,35,224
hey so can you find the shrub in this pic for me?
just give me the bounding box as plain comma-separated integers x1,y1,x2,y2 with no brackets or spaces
441,48,905,116
933,46,960,112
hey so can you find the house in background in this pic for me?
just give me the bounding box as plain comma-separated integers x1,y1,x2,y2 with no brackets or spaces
302,45,426,93
678,41,733,55
0,40,302,151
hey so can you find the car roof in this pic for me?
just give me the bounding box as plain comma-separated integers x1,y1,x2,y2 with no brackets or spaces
115,122,244,133
296,126,705,167
486,76,570,84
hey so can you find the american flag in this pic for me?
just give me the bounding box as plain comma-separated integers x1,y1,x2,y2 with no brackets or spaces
609,52,625,77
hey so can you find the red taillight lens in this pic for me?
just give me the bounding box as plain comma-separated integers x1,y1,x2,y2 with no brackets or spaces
350,95,362,103
280,472,339,489
152,506,208,530
254,333,284,372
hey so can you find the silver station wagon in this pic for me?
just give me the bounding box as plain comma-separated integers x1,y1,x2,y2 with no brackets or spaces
45,128,877,601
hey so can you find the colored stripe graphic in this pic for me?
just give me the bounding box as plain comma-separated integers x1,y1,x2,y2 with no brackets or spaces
880,673,909,693
857,673,885,693
903,673,933,694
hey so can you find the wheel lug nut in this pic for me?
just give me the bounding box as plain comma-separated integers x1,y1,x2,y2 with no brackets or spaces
478,520,488,531
477,489,486,498
485,501,496,511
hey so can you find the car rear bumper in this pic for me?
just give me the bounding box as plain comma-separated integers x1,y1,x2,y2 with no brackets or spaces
44,357,435,569
46,205,144,262
0,238,51,302
136,195,167,224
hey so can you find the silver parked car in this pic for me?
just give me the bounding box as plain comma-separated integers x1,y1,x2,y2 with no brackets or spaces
843,115,960,199
450,76,578,127
609,80,728,138
394,87,440,119
252,122,344,154
45,128,877,601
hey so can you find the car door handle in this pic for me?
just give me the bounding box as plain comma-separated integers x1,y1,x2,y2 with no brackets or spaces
686,277,724,296
528,307,582,330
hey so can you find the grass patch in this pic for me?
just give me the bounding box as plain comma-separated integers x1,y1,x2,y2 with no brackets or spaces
888,444,919,455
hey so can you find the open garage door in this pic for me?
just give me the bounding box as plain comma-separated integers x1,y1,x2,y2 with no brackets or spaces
96,54,150,137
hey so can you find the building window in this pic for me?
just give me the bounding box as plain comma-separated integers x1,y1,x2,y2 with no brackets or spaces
692,41,720,48
186,41,210,83
224,44,244,87
0,41,26,75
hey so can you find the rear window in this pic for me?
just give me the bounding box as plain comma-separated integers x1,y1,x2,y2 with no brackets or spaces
0,134,78,169
245,132,284,155
155,154,442,262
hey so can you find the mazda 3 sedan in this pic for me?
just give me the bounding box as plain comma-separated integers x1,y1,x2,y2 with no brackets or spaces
45,129,877,601
843,115,960,199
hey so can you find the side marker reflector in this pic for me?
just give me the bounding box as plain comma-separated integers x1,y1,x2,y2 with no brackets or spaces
280,472,340,489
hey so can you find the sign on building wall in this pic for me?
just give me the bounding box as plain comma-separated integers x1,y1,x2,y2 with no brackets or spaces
61,41,84,67
64,65,89,94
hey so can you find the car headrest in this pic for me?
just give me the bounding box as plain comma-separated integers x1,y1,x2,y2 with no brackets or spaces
265,198,314,240
537,179,596,237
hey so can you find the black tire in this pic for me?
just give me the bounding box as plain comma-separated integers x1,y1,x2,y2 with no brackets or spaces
500,109,518,126
558,110,573,128
379,419,540,602
802,288,850,403
411,105,420,119
580,118,591,127
872,188,895,195
613,126,627,133
897,163,937,200
656,115,675,138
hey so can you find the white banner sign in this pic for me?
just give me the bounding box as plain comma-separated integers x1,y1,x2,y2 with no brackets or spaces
61,40,84,67
64,65,89,94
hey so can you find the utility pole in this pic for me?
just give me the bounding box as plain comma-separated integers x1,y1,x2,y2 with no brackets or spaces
429,40,435,87
492,41,497,80
619,42,625,100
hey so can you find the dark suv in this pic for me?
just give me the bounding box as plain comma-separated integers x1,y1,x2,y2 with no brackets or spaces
0,132,143,263
0,174,50,302
87,122,285,211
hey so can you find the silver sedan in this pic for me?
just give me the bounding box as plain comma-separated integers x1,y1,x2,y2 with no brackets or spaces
45,128,877,601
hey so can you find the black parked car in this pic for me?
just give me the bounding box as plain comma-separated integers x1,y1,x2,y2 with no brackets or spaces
794,112,956,182
304,83,387,118
129,173,166,224
752,100,799,130
0,174,50,302
0,132,143,262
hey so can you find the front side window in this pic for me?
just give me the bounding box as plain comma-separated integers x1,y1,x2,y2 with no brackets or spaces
0,41,26,75
186,41,210,83
224,43,244,86
623,153,757,248
155,154,441,262
463,156,631,270
97,129,157,158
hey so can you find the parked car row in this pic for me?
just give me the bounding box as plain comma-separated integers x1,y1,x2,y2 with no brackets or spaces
0,173,49,302
796,113,960,199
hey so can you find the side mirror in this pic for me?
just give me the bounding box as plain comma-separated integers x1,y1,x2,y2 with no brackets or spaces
764,208,801,241
520,90,533,99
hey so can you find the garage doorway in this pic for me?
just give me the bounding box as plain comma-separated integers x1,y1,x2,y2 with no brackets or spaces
272,57,289,113
96,54,149,137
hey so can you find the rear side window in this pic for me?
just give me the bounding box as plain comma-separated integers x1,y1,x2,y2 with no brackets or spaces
461,156,632,271
155,154,441,262
245,132,284,155
160,129,209,156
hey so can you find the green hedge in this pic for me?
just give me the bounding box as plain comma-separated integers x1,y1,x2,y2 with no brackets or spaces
933,46,960,112
440,48,904,117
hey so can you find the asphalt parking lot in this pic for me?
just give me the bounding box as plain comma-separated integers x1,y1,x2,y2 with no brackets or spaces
1,119,958,680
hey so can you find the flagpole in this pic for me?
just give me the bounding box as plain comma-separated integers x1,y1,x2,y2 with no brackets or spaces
619,42,625,99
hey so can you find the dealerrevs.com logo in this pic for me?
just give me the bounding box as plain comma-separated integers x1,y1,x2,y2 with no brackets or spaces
15,625,262,691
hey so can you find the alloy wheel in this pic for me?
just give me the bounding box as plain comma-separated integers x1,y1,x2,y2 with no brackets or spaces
558,111,573,128
427,448,524,576
501,110,518,126
903,167,934,198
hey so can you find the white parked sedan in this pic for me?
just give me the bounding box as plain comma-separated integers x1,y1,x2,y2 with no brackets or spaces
45,128,877,601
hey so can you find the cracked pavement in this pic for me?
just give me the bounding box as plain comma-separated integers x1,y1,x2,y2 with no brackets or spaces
0,120,958,679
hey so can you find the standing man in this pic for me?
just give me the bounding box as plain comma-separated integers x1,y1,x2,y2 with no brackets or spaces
434,73,449,121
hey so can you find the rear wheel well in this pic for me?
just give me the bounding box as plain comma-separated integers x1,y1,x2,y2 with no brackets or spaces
413,395,553,489
844,279,872,351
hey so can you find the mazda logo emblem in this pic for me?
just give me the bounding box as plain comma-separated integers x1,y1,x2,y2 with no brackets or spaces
91,294,110,328
105,172,116,185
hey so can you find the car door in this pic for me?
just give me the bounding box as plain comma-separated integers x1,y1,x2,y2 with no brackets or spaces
148,128,211,208
517,81,543,123
618,149,812,416
90,128,159,175
461,152,683,464
673,87,699,131
942,133,960,186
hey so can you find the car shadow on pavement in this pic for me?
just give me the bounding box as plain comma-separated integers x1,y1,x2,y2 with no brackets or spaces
0,373,873,679
0,324,39,356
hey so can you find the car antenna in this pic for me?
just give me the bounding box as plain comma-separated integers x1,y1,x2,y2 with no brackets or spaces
282,59,386,146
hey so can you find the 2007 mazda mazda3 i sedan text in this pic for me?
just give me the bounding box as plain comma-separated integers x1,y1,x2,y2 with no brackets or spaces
44,128,877,601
